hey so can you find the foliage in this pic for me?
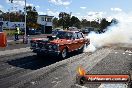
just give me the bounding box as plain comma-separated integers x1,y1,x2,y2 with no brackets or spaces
99,18,111,33
0,6,39,29
70,16,81,28
26,6,39,29
52,17,59,28
58,12,71,29
111,18,118,24
0,11,24,22
53,12,114,33
81,19,89,27
3,29,24,36
0,8,116,34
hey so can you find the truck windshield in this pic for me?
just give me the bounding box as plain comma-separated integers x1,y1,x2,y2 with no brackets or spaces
56,32,72,39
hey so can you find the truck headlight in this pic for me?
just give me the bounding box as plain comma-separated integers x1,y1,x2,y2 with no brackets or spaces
52,45,58,50
48,45,52,49
31,42,36,47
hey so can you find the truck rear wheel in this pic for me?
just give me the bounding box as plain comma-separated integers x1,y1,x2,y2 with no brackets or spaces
78,44,87,53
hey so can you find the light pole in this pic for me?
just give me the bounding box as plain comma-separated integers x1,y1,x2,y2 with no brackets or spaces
9,0,27,43
0,12,3,32
24,0,27,43
8,9,10,31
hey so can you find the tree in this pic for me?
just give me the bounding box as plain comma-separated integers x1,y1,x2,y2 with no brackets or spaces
26,6,39,29
52,17,59,28
111,18,118,25
99,18,110,33
50,12,113,32
26,6,32,11
59,12,70,19
90,20,99,28
0,9,25,22
58,12,71,29
70,16,81,28
0,10,3,20
81,19,87,28
0,10,3,14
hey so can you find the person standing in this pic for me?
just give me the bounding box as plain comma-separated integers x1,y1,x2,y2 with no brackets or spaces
14,26,20,41
0,22,3,32
0,26,2,32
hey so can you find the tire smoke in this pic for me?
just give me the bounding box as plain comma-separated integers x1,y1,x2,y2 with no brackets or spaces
84,12,132,52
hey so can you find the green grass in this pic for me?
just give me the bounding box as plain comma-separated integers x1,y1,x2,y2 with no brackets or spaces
3,29,15,36
3,29,24,36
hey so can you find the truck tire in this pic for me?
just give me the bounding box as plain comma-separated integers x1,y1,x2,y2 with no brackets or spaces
59,48,68,59
78,44,87,53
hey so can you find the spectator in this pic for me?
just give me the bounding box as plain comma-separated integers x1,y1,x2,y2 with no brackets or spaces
14,26,20,41
0,22,3,32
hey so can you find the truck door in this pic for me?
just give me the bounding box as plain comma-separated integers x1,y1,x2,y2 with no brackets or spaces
77,32,85,49
70,33,79,51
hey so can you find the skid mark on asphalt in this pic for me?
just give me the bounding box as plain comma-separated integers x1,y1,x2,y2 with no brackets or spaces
0,47,115,88
0,63,13,71
0,47,31,56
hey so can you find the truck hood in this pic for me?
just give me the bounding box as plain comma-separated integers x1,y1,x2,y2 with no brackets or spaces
31,38,71,45
31,38,46,41
50,39,71,45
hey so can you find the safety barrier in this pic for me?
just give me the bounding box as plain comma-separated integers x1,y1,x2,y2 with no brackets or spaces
0,32,7,47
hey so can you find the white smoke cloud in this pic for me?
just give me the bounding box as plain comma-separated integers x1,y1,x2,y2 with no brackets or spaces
111,8,122,12
6,0,25,7
36,5,40,8
85,12,132,52
47,10,59,17
6,0,34,7
26,3,34,7
85,11,106,21
38,11,46,15
75,13,80,15
49,0,72,6
80,7,87,9
0,5,5,12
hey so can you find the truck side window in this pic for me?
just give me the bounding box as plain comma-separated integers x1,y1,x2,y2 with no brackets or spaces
81,33,84,38
77,32,83,39
73,33,78,39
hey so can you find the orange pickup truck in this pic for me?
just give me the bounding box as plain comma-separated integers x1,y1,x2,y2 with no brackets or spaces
30,31,90,58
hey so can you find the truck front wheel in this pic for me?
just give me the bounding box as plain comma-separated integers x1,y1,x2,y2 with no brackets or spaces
59,48,68,59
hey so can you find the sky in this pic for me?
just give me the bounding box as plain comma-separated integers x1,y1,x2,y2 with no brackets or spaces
0,0,132,21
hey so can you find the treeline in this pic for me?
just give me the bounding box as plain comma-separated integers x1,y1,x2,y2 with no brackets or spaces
53,12,117,33
0,10,25,22
0,6,39,29
0,7,117,32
